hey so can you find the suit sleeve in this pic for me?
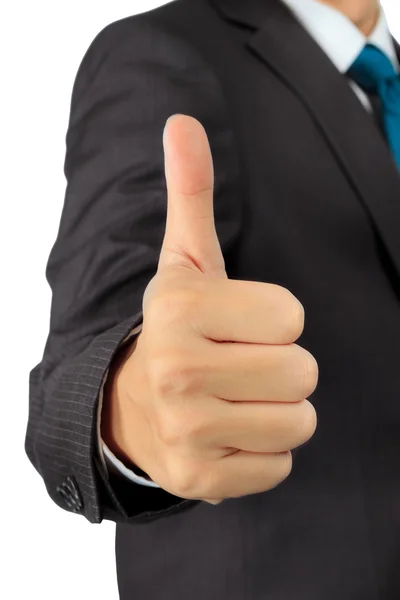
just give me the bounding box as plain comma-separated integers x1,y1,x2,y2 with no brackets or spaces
96,321,162,486
95,321,161,486
25,14,242,524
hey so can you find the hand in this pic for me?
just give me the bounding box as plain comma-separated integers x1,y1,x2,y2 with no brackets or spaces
105,114,319,505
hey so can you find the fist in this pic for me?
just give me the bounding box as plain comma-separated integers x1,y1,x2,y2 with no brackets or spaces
110,115,319,505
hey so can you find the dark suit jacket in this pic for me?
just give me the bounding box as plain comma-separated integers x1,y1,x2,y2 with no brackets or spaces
26,0,400,598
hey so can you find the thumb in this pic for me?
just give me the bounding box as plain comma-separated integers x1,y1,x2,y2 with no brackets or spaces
157,114,227,278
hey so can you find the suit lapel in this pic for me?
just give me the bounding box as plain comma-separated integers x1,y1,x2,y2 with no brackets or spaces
211,0,400,278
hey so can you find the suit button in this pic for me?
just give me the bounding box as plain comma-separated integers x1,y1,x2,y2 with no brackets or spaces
56,476,83,513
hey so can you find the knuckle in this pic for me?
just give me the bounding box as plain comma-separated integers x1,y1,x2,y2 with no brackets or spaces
156,403,209,454
167,460,200,498
181,412,209,447
157,407,207,449
190,462,219,500
297,400,318,445
302,351,319,397
288,298,305,341
151,356,202,399
150,358,176,398
155,411,183,446
276,287,305,342
276,451,293,484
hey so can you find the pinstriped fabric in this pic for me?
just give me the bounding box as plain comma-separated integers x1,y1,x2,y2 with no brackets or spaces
26,312,144,523
23,18,175,524
25,4,240,524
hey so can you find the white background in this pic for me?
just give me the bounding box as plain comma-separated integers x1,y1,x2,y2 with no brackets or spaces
1,1,399,598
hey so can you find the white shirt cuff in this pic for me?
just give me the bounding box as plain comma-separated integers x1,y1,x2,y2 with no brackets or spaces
96,322,160,489
102,441,160,488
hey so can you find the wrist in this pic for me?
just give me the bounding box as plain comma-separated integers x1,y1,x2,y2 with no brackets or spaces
101,336,142,469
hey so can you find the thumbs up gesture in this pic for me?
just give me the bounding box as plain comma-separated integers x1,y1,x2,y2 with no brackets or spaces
104,115,319,505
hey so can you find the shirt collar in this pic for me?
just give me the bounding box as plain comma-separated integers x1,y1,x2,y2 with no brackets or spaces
280,0,399,73
369,8,399,71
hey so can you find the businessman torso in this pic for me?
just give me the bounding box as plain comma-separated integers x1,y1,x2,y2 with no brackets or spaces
76,0,400,597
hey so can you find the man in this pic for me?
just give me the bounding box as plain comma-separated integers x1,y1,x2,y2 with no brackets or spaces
26,0,400,598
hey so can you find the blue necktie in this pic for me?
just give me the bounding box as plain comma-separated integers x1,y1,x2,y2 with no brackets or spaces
347,44,400,169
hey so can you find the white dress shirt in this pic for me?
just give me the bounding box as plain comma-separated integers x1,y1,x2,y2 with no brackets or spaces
97,0,399,489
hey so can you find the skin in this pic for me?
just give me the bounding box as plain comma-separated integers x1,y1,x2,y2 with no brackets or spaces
102,0,380,504
321,0,380,35
102,115,319,505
